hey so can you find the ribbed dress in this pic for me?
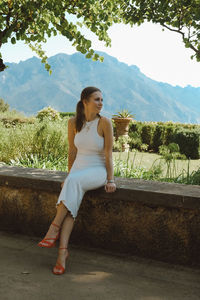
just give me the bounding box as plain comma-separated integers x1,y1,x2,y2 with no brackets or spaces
56,117,107,219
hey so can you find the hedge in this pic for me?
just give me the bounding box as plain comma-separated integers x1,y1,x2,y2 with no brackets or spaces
128,121,200,158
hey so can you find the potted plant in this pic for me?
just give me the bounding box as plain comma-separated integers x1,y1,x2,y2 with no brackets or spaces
112,109,135,138
112,109,135,152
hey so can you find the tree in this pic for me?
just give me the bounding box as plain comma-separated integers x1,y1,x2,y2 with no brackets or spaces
119,0,200,61
1,0,200,73
0,98,9,112
0,0,121,72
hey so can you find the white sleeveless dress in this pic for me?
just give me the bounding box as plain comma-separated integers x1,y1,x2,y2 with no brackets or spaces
57,117,107,219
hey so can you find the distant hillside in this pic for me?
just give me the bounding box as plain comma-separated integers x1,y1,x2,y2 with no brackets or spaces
0,52,200,123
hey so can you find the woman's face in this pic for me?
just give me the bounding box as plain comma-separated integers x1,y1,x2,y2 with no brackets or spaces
85,91,103,114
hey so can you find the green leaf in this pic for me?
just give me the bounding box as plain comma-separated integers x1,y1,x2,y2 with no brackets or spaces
1,0,200,73
85,52,92,59
11,37,16,44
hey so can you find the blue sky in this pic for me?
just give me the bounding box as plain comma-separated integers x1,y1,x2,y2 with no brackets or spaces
2,22,200,87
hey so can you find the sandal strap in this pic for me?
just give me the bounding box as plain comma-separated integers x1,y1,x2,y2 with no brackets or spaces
39,236,58,246
43,237,57,241
59,247,67,250
54,262,65,273
51,222,60,229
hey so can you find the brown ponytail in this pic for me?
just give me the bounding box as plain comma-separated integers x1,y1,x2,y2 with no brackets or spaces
75,86,101,132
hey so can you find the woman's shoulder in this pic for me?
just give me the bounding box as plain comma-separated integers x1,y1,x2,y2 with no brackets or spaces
68,116,76,125
99,115,112,126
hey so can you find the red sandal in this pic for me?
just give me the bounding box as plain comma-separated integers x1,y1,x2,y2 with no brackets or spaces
38,223,60,248
52,248,69,275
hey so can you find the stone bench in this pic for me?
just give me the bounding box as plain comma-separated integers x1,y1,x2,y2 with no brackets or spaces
0,165,200,266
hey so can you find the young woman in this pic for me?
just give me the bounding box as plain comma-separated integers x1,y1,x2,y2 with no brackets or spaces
38,86,116,275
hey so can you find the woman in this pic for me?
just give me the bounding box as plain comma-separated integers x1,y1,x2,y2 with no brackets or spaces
38,86,116,275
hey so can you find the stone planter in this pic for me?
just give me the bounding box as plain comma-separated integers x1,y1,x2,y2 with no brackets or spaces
112,117,132,152
112,117,132,138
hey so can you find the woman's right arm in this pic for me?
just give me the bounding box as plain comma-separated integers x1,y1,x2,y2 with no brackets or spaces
67,117,77,172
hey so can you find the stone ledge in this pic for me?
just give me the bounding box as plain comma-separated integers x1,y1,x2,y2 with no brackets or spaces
1,165,200,266
0,165,200,210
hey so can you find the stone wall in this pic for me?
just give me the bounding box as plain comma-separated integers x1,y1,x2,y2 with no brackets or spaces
0,165,200,266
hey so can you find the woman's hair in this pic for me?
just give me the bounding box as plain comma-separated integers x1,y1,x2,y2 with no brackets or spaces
75,86,101,132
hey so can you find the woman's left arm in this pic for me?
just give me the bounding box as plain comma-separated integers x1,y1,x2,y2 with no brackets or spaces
102,117,116,193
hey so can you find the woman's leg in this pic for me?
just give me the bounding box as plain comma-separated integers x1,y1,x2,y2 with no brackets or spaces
59,213,75,248
39,202,68,246
53,213,75,273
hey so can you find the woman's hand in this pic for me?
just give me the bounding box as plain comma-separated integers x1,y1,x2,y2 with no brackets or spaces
105,182,116,193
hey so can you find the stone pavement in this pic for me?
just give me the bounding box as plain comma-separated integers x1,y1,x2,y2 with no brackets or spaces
0,231,200,300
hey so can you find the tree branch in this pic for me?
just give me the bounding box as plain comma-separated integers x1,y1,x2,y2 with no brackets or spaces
6,7,12,27
162,24,200,55
162,24,185,38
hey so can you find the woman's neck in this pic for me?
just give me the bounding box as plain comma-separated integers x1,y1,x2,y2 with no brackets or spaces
84,112,98,122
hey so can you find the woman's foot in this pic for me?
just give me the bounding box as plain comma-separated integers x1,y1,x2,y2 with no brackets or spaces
38,223,60,248
52,248,69,275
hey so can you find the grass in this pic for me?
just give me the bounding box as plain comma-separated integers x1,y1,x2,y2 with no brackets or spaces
0,113,199,185
113,151,200,184
113,151,199,175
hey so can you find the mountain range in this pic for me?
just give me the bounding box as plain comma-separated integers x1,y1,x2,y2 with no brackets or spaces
0,52,200,123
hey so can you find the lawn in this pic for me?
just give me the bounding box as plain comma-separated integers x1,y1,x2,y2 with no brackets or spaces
113,151,200,179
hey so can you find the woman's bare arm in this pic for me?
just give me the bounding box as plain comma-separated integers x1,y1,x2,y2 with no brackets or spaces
102,117,114,180
102,117,116,193
67,117,77,172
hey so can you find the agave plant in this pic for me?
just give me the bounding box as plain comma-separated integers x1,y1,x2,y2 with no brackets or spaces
112,109,135,118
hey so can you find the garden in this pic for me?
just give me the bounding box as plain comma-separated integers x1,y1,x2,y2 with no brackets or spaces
0,101,200,186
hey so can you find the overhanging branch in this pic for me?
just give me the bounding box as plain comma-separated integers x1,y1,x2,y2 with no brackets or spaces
162,24,200,56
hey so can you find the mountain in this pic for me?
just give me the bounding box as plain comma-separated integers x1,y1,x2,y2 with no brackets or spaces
0,52,200,123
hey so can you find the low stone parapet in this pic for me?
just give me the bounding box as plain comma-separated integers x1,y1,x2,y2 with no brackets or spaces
0,165,200,266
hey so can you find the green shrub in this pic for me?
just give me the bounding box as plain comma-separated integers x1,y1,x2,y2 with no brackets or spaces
0,109,34,127
172,128,200,159
141,124,155,150
0,119,68,165
36,106,61,122
0,116,35,127
0,98,9,112
60,112,75,118
163,125,175,145
128,131,143,150
128,121,200,157
10,154,68,171
31,120,68,160
152,125,164,152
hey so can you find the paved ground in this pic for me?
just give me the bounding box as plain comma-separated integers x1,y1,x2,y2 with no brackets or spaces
1,231,200,300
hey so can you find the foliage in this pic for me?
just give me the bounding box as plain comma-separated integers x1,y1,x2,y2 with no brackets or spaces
113,151,200,185
1,0,200,74
113,151,163,180
0,0,122,72
129,121,200,158
172,128,200,159
159,143,186,178
128,130,143,151
10,154,67,171
113,135,131,152
0,107,35,127
120,0,200,62
141,124,155,150
0,98,9,112
175,167,200,185
112,109,135,118
0,116,199,185
0,119,68,165
0,116,35,127
60,112,75,118
152,124,164,152
36,106,61,122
